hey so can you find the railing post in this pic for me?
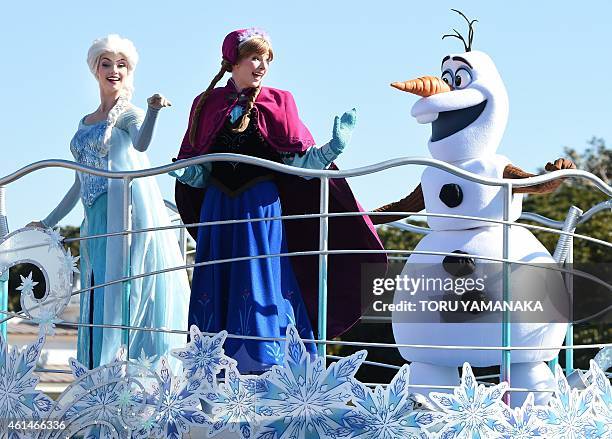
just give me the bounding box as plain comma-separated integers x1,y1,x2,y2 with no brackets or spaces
0,186,8,340
549,205,581,372
501,182,512,406
179,225,187,263
121,177,132,354
317,176,330,359
565,239,574,375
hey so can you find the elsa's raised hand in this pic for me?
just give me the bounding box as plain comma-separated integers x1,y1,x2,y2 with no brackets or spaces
147,93,172,110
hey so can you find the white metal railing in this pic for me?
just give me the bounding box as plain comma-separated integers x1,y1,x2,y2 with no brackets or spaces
0,155,610,405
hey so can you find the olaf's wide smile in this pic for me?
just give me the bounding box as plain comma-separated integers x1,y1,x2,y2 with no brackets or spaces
431,100,487,142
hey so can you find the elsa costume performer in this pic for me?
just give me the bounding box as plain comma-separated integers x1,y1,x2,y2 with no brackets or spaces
36,35,190,368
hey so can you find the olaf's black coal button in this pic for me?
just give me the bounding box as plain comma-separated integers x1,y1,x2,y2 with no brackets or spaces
442,250,475,277
439,183,463,208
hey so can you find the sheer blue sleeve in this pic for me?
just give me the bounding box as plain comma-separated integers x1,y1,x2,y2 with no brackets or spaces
281,141,338,170
117,106,160,152
169,163,211,188
41,173,81,228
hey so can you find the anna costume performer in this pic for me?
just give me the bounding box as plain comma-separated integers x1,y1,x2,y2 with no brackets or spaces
173,28,385,372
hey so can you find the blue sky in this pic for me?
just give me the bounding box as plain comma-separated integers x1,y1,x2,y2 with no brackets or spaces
1,1,610,229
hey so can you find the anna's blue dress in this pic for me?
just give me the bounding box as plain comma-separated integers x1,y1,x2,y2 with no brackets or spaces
188,115,316,372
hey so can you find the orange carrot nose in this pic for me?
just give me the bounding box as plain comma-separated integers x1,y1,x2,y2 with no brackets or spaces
390,76,452,97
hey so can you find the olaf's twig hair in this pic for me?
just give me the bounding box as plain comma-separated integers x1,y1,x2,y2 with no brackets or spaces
442,9,478,52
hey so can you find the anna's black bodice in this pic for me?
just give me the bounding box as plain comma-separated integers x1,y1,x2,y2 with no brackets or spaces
208,112,282,196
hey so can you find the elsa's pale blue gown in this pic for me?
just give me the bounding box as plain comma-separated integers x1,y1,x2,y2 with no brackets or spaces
43,102,190,368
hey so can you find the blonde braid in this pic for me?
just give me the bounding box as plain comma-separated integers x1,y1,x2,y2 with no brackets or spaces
188,60,232,146
102,95,129,149
232,86,261,133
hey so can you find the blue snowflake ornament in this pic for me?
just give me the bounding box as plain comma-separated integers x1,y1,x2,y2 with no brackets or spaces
344,364,443,438
499,393,546,438
0,331,53,438
428,362,508,438
588,360,611,438
204,365,268,439
256,324,367,439
171,325,235,389
132,356,210,439
533,364,600,438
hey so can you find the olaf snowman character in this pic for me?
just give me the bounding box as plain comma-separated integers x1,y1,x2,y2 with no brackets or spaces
372,10,575,407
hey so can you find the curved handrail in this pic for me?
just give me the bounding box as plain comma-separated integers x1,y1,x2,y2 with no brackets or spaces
2,155,611,196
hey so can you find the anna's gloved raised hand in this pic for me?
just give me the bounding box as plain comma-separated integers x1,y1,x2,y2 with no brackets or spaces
283,108,358,172
329,108,357,155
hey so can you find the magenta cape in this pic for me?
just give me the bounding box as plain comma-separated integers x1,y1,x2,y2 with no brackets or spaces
175,82,386,338
177,81,316,159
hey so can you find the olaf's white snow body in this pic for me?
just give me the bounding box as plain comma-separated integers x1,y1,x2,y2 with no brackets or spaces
391,50,568,406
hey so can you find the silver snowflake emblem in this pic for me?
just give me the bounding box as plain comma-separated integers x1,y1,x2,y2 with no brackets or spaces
204,365,267,439
428,362,508,438
171,325,235,389
256,324,367,439
534,364,599,438
344,364,443,438
16,271,38,296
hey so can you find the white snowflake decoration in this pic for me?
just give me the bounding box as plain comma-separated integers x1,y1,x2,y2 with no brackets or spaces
30,308,63,336
132,356,210,439
593,347,612,372
588,360,611,438
137,348,158,371
428,362,508,438
171,325,235,389
256,324,367,439
44,227,64,247
16,272,38,296
63,248,80,274
499,393,546,438
533,364,600,439
48,347,135,438
43,346,162,439
344,364,443,438
204,365,267,439
0,331,53,438
1,228,75,330
0,322,606,439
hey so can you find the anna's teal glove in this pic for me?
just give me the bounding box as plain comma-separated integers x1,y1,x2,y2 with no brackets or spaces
329,108,357,155
169,164,210,188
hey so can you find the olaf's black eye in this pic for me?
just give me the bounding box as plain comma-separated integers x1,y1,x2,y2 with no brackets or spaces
454,68,472,89
441,71,453,87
